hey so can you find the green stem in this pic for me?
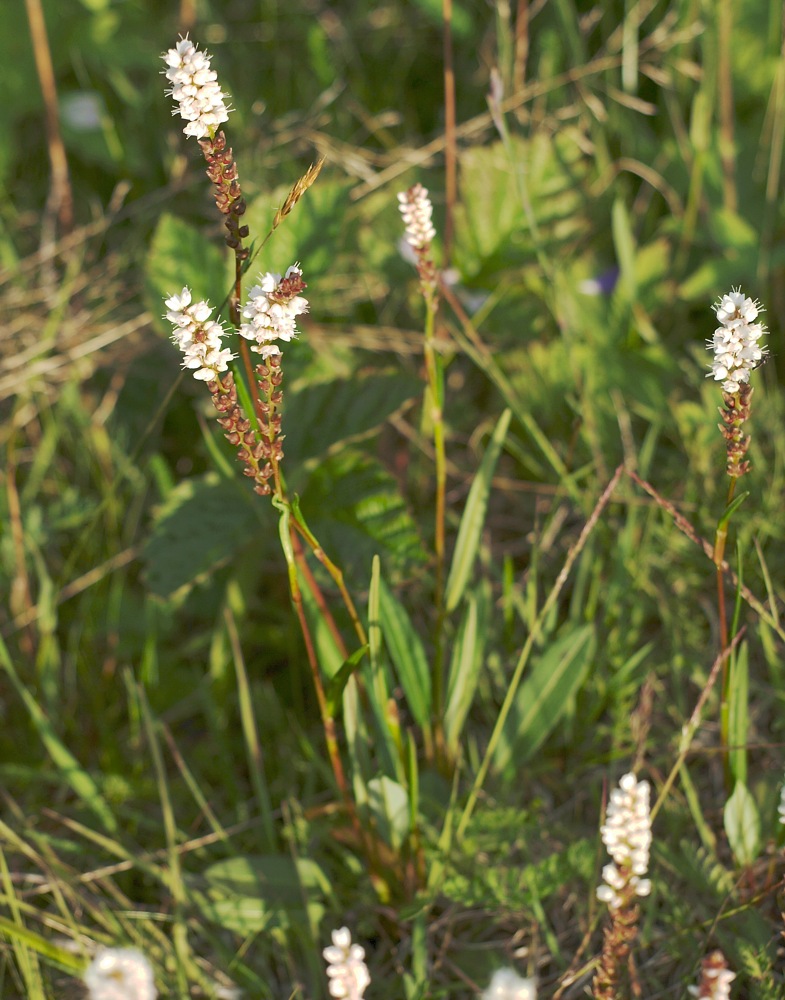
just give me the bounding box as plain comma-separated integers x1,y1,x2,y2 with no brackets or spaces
423,300,447,761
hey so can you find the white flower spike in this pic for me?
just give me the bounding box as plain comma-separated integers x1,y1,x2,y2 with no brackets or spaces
163,36,231,140
482,968,537,1000
596,772,652,910
707,288,767,395
397,183,436,251
165,288,234,381
84,947,157,1000
238,265,309,358
323,927,371,1000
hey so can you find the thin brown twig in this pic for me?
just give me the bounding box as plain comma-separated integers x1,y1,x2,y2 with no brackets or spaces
625,469,785,643
24,0,73,235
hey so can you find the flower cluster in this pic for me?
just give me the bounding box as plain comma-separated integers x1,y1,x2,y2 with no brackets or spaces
163,36,231,139
779,781,785,825
84,947,157,1000
238,265,309,358
482,968,537,1000
707,289,767,395
323,927,370,1000
397,183,436,251
596,773,652,910
165,288,234,381
688,950,736,1000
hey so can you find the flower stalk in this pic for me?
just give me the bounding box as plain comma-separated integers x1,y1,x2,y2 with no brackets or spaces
592,773,652,999
706,289,767,772
398,183,447,762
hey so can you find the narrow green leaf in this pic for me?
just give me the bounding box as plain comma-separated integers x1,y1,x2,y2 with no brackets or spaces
612,196,636,300
445,586,489,752
378,578,431,729
325,645,369,717
724,780,760,867
367,776,410,850
495,624,595,769
728,643,749,786
445,408,511,613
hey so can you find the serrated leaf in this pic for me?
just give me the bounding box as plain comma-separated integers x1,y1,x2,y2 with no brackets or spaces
495,623,595,770
145,214,228,325
242,178,353,283
299,450,426,579
724,780,760,867
143,474,260,599
285,372,420,465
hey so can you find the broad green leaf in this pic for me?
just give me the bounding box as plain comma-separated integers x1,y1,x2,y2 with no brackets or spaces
445,409,511,613
495,624,595,770
724,781,761,867
445,585,490,752
300,450,426,579
378,578,431,729
454,133,589,277
197,855,330,935
285,372,420,466
145,214,228,325
241,179,353,284
143,474,259,599
367,776,410,850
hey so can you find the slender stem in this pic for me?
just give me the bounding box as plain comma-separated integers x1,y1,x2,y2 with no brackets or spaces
24,0,73,234
715,474,737,775
716,0,737,213
279,509,356,825
291,515,368,650
423,300,447,761
290,530,349,660
442,0,456,264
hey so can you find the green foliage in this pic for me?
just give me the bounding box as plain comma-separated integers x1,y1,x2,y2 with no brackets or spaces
195,854,332,935
495,623,597,770
5,0,785,996
143,474,261,600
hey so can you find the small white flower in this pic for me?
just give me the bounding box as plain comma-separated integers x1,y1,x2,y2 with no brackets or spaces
596,772,652,910
397,184,436,251
165,287,234,380
778,782,785,825
238,265,308,358
688,951,736,999
323,927,370,1000
163,36,231,139
482,968,537,1000
84,947,157,1000
707,288,767,394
